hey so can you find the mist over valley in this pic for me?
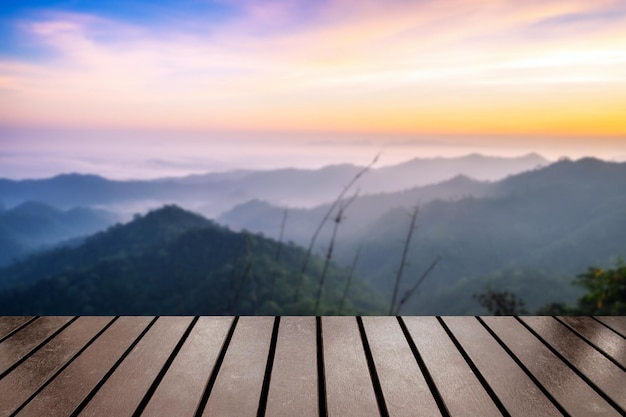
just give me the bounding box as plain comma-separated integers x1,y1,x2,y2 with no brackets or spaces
1,153,624,315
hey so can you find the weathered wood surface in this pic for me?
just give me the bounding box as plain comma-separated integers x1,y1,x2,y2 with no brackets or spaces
403,316,502,417
141,316,233,417
442,316,562,417
557,316,626,368
201,316,275,417
265,316,318,417
0,316,73,377
482,316,621,417
0,316,34,341
322,316,379,417
0,316,624,417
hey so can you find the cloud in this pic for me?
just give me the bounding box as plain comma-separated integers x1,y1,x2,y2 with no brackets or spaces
0,0,625,135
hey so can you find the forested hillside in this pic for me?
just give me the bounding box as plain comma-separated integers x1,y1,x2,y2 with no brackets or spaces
1,157,624,315
0,206,384,315
219,158,626,314
0,201,118,266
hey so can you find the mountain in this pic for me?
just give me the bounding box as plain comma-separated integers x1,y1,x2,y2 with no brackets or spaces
1,156,620,316
219,158,626,314
0,173,225,210
355,152,548,194
348,158,626,314
0,205,384,315
218,175,495,243
0,154,548,217
0,201,118,266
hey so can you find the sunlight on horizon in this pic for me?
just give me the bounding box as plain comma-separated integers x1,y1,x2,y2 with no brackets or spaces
1,126,626,180
1,0,625,179
1,1,626,135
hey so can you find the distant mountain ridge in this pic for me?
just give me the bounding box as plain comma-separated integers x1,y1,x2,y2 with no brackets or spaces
0,156,622,315
218,174,495,243
354,158,626,314
0,153,549,216
217,158,626,314
0,201,118,266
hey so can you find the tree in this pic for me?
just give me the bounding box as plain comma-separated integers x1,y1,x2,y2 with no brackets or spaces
474,287,528,315
574,258,626,315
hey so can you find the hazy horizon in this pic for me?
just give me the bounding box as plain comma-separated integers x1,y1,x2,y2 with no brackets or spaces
1,1,625,180
2,126,626,181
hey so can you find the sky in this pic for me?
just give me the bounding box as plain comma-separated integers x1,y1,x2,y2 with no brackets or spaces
1,0,626,179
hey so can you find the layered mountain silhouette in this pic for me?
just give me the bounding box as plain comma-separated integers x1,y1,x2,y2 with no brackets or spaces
0,205,383,315
218,158,626,314
0,201,118,266
1,154,623,315
0,153,547,216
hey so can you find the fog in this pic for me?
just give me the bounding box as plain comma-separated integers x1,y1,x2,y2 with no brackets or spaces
2,126,625,181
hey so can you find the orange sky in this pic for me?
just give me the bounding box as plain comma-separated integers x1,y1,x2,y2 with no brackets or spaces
0,0,625,139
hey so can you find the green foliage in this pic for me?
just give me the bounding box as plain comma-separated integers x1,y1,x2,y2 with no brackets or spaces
535,258,626,315
573,258,626,315
332,158,626,314
0,205,385,315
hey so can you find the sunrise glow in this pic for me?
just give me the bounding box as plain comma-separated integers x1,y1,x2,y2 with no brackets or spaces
1,0,626,178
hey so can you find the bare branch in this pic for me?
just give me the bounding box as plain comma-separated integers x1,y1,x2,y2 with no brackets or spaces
314,196,354,315
338,247,361,315
269,208,288,300
293,153,379,302
394,256,441,315
230,233,254,314
389,206,419,315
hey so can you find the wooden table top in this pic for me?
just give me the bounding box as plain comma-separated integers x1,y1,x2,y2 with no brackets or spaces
0,316,624,416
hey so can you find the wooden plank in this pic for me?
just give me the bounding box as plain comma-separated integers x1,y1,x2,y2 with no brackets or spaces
402,316,502,417
482,316,621,417
595,316,626,338
265,317,318,417
362,316,442,417
442,317,562,417
521,316,626,412
15,316,154,417
322,316,379,417
0,316,34,340
0,316,113,417
0,316,73,375
201,316,274,417
78,316,193,417
141,317,234,417
558,316,626,368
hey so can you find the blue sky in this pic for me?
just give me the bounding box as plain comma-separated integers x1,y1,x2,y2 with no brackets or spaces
0,0,625,178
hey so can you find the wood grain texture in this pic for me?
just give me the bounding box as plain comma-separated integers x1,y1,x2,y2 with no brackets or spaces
201,316,274,417
482,316,621,417
442,317,561,417
16,316,154,417
558,316,626,368
0,316,73,375
362,316,442,417
265,317,318,417
402,316,502,417
520,316,626,412
1,315,625,417
141,317,234,417
595,316,626,338
0,316,113,417
0,316,34,341
78,316,193,417
322,316,380,417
